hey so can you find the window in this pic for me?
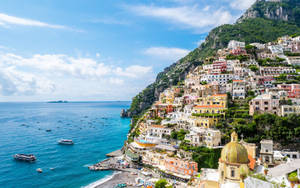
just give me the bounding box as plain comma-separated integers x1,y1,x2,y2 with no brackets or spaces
231,169,235,177
293,154,297,159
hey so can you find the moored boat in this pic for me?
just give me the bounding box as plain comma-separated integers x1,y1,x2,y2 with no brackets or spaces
13,154,36,162
58,139,74,145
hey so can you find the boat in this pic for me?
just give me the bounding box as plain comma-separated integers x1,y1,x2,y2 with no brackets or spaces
46,129,51,132
13,154,36,162
58,139,74,145
36,168,42,173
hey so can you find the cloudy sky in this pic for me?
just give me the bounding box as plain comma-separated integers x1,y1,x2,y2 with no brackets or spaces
0,0,255,102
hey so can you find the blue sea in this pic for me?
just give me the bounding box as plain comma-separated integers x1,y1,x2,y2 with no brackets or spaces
0,101,131,188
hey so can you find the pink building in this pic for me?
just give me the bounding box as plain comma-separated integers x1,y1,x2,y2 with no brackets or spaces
249,93,280,115
278,84,300,98
212,61,227,73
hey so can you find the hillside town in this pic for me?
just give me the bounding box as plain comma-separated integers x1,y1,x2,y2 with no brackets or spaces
120,35,300,188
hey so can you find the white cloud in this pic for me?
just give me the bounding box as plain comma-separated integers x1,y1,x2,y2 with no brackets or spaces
203,6,210,11
143,47,190,61
230,0,256,10
0,52,152,97
0,13,69,29
0,66,55,96
126,5,235,31
114,65,152,78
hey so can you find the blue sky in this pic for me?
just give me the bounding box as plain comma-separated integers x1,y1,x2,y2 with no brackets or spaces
0,0,255,101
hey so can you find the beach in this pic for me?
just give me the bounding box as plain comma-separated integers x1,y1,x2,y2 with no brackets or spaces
94,171,139,188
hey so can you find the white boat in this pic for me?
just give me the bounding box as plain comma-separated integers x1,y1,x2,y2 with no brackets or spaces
13,154,36,162
58,139,74,145
36,168,43,173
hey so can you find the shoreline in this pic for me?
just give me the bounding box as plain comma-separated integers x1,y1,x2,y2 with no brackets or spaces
84,171,138,188
83,171,121,188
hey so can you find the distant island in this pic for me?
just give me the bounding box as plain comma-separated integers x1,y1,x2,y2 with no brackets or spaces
47,100,68,103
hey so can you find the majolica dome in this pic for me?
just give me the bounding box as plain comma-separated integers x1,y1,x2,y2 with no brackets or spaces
220,132,249,164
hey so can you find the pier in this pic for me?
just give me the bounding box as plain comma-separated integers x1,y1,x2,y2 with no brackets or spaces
106,149,123,157
88,156,135,172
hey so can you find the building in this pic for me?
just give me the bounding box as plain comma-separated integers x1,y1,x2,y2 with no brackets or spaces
249,93,280,115
228,40,245,50
218,132,249,185
279,105,300,117
278,84,300,98
260,140,274,165
192,105,226,116
200,74,239,85
164,156,198,178
268,45,284,55
259,66,296,76
195,94,227,108
287,56,300,65
212,60,227,74
232,80,246,100
147,125,172,138
185,127,221,148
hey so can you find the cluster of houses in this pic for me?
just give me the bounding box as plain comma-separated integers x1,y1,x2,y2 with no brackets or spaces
124,36,300,187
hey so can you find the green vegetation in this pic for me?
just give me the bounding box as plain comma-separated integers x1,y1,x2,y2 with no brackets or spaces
226,54,249,62
249,65,259,72
171,129,189,141
179,144,221,170
251,173,268,182
284,51,300,56
257,57,287,67
275,73,300,84
288,171,299,182
155,179,172,188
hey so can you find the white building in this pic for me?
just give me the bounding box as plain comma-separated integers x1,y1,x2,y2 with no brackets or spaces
228,40,245,50
200,74,240,85
185,127,221,148
232,80,246,99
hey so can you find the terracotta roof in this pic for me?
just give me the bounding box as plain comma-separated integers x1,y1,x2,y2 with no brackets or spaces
212,94,227,97
151,125,165,128
233,80,244,82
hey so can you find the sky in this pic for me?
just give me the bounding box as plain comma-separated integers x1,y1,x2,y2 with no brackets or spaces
0,0,256,102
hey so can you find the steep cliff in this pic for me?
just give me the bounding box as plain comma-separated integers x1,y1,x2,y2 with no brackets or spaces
124,0,300,117
238,0,300,25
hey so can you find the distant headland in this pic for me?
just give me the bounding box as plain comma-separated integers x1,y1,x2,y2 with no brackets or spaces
47,100,68,103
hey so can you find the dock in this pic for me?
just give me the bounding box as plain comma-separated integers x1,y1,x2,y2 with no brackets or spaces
88,157,134,172
106,149,123,157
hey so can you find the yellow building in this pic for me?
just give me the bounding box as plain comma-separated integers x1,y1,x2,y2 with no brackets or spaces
193,116,219,128
218,132,249,185
195,94,227,108
192,105,226,116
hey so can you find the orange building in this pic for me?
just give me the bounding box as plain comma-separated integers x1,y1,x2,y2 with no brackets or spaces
164,157,198,177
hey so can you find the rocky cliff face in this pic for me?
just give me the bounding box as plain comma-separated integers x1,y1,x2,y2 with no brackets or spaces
237,0,300,25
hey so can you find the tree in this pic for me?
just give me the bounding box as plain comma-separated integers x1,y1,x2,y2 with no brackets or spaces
249,65,259,72
155,179,168,188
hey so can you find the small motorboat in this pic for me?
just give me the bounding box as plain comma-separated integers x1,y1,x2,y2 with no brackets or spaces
36,168,43,173
13,154,36,162
58,139,74,145
46,129,52,132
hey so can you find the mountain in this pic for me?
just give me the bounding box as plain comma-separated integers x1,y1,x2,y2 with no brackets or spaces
124,0,300,117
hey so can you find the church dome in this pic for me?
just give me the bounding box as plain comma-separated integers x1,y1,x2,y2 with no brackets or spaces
220,132,249,164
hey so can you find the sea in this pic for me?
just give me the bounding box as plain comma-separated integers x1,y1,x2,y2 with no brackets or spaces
0,101,131,188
